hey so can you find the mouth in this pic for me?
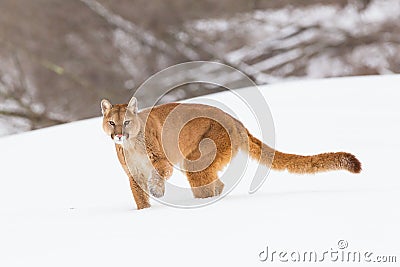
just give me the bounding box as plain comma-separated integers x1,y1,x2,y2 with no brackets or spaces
114,139,123,145
113,135,127,144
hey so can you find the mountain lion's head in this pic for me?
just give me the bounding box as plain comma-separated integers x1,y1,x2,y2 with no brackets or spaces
101,97,141,144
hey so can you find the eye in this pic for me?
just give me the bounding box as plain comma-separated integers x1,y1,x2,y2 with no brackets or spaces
108,121,115,126
124,120,130,126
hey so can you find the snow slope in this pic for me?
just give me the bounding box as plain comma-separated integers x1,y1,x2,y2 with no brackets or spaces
0,75,399,266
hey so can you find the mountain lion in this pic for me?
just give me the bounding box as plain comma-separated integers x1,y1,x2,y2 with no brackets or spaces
101,98,361,210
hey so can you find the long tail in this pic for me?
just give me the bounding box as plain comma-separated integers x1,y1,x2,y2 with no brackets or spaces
244,130,361,174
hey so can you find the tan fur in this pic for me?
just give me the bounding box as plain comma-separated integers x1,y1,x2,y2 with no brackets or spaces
101,99,361,210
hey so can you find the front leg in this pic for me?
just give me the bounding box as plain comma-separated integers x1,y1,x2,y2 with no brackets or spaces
145,131,173,179
115,144,150,210
128,173,150,210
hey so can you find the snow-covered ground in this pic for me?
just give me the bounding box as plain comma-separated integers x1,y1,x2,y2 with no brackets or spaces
0,75,399,266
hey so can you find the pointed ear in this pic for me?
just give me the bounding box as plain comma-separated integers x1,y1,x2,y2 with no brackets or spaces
101,99,112,115
127,97,138,113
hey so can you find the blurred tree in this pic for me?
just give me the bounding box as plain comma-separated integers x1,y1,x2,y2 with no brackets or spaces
0,0,397,135
0,49,67,130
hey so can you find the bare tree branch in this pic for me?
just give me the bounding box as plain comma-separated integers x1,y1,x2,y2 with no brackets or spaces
0,47,69,130
78,0,193,60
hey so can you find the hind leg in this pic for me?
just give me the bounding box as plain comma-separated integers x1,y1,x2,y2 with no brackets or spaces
183,120,239,199
184,147,228,199
186,167,225,199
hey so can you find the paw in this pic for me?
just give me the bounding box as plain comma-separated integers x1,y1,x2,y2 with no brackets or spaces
149,185,165,198
214,180,225,196
149,173,165,198
137,202,151,210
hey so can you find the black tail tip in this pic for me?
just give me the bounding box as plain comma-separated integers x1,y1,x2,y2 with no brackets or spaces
344,153,362,173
